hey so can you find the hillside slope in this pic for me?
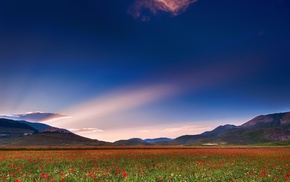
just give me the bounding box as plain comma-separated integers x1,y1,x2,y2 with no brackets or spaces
170,112,290,145
5,132,108,146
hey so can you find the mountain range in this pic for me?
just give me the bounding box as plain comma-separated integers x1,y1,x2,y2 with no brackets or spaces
1,111,290,146
0,118,107,146
169,112,290,146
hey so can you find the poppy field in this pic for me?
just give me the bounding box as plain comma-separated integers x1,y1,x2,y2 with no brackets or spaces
0,147,290,182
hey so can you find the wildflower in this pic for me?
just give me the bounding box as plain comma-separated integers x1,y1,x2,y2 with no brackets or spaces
122,172,128,178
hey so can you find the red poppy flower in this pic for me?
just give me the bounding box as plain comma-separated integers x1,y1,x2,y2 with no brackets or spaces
122,172,128,178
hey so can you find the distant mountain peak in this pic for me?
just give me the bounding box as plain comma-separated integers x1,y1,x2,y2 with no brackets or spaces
144,137,173,143
128,138,143,141
202,124,237,136
215,124,237,129
240,112,290,128
241,115,274,128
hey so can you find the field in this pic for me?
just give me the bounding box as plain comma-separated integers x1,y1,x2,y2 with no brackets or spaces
0,147,290,182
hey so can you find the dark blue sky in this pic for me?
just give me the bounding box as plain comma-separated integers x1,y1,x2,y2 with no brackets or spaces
0,0,290,140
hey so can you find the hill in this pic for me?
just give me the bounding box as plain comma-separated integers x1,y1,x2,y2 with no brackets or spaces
5,132,108,146
113,137,173,146
113,138,151,146
0,118,38,137
0,118,108,146
18,120,52,131
169,112,290,145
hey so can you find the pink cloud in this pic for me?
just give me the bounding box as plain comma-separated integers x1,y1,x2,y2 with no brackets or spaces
0,111,70,122
130,0,198,20
69,128,103,134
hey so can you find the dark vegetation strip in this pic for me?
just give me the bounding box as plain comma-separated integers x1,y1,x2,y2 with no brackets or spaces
0,146,289,151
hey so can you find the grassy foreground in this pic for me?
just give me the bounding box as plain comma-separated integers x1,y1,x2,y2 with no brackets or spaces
0,147,290,181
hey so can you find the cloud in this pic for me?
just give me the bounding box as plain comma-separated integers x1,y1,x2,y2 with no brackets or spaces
129,0,198,20
0,111,70,122
69,128,103,134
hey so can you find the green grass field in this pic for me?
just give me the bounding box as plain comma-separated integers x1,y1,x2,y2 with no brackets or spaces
0,147,290,181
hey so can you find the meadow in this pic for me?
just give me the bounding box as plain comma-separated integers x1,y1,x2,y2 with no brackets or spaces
0,147,290,182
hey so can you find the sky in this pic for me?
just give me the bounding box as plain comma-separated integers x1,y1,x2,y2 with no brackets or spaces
0,0,290,142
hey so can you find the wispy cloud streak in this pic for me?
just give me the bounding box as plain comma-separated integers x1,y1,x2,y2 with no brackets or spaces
69,128,103,134
49,84,177,127
47,61,247,129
